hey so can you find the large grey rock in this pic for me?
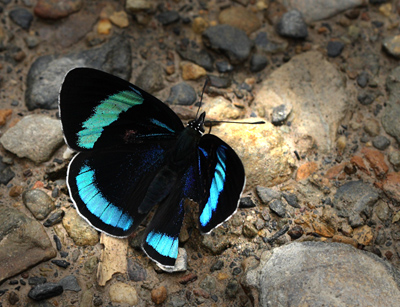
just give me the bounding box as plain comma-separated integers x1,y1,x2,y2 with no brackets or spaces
25,36,132,110
382,66,400,145
243,242,400,307
0,205,57,283
0,115,64,164
255,51,354,153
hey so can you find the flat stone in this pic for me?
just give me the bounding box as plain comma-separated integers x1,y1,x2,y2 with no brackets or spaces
382,172,400,204
203,25,251,64
255,51,353,154
0,115,64,164
28,283,63,301
218,6,261,36
296,162,318,181
9,8,33,30
256,186,281,204
269,199,286,217
361,147,389,178
34,0,83,20
0,205,56,283
244,242,400,306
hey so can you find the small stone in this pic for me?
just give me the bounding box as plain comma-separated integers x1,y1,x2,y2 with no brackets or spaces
59,275,81,292
312,220,335,238
8,291,19,305
242,222,258,238
327,41,344,57
210,260,224,272
361,147,389,178
179,272,198,284
383,35,400,59
135,62,164,94
239,197,256,208
271,104,292,126
62,208,99,246
288,225,304,240
256,186,280,204
296,162,318,181
269,199,286,217
218,6,261,36
97,19,112,35
357,72,369,88
357,92,375,105
127,259,147,282
353,225,374,245
0,109,12,126
109,282,138,306
125,0,152,12
180,62,206,80
372,136,390,150
389,151,400,171
24,35,40,49
9,185,23,197
34,0,82,20
156,11,180,25
225,279,239,298
216,61,233,73
282,192,300,208
382,172,400,204
276,10,308,39
28,276,47,285
375,200,391,222
43,209,65,227
177,49,214,72
192,17,209,34
364,118,380,136
28,283,63,301
336,135,347,154
166,82,197,106
51,259,70,268
9,8,33,30
22,189,55,220
109,11,129,28
151,286,167,304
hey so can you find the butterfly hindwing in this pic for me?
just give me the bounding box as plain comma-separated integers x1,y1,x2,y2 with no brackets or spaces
197,134,245,234
59,68,184,151
67,141,172,237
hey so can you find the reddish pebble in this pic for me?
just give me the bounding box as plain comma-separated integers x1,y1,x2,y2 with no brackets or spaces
325,163,345,179
34,0,83,20
382,172,400,203
361,148,389,178
179,273,198,284
151,286,167,304
385,250,393,260
193,288,210,299
9,185,23,197
350,155,370,175
296,162,318,181
32,181,44,189
0,109,12,126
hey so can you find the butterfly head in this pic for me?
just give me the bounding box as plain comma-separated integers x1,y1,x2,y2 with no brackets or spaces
188,111,206,134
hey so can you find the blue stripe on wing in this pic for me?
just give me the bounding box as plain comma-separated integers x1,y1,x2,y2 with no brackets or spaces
75,164,134,231
199,146,227,228
145,229,179,259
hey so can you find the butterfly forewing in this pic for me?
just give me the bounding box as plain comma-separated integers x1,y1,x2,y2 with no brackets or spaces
59,68,184,151
197,134,245,234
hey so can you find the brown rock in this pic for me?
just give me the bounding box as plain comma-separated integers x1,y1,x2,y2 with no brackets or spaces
218,6,261,35
151,286,167,304
361,148,389,178
179,273,198,284
192,16,209,34
353,225,373,246
332,235,358,248
193,288,210,299
350,155,370,175
9,185,23,197
109,11,129,28
296,162,318,181
325,163,345,179
0,109,12,126
180,62,206,80
34,0,83,20
312,220,335,238
97,19,112,35
382,172,400,204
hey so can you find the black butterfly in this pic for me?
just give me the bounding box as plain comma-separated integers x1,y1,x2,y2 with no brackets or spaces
59,68,245,268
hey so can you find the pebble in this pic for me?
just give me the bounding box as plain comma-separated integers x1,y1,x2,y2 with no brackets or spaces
389,151,400,171
269,199,286,217
361,147,389,177
215,61,233,73
255,32,288,54
109,11,129,28
382,35,400,58
357,91,375,105
51,259,70,268
357,71,370,88
210,260,224,272
8,291,19,305
242,222,258,238
34,0,83,20
364,118,380,136
382,172,400,203
296,162,318,181
225,279,239,298
59,275,81,292
353,225,374,245
192,16,209,34
156,11,180,25
28,283,63,301
97,18,112,35
374,200,391,222
62,208,99,246
127,259,147,282
179,272,198,284
218,6,261,35
276,10,308,39
9,8,33,30
199,275,216,292
208,75,231,89
271,104,292,126
125,0,152,12
151,286,167,304
24,35,40,49
0,157,15,185
203,25,251,64
0,109,12,126
43,209,65,227
372,135,391,150
256,186,280,205
250,54,268,72
282,192,300,208
239,196,256,208
22,189,55,220
288,225,304,240
177,49,214,72
180,62,206,80
327,41,345,57
166,82,197,105
135,62,164,93
109,282,138,305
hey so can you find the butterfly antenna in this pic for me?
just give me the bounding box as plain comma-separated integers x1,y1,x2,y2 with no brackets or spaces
196,77,210,119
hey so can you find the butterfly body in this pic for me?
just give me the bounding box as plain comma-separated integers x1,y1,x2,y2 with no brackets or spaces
59,68,245,268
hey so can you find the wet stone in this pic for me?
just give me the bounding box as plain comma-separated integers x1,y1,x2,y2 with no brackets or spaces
9,8,33,30
22,189,55,220
276,10,308,39
372,136,391,150
28,283,63,301
327,41,345,57
269,199,286,217
166,82,197,105
156,11,180,25
250,54,268,72
203,24,251,64
271,104,292,126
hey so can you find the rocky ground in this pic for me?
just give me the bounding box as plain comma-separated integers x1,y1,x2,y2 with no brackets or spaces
1,0,400,306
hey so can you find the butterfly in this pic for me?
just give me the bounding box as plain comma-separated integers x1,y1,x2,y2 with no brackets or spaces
59,68,245,268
